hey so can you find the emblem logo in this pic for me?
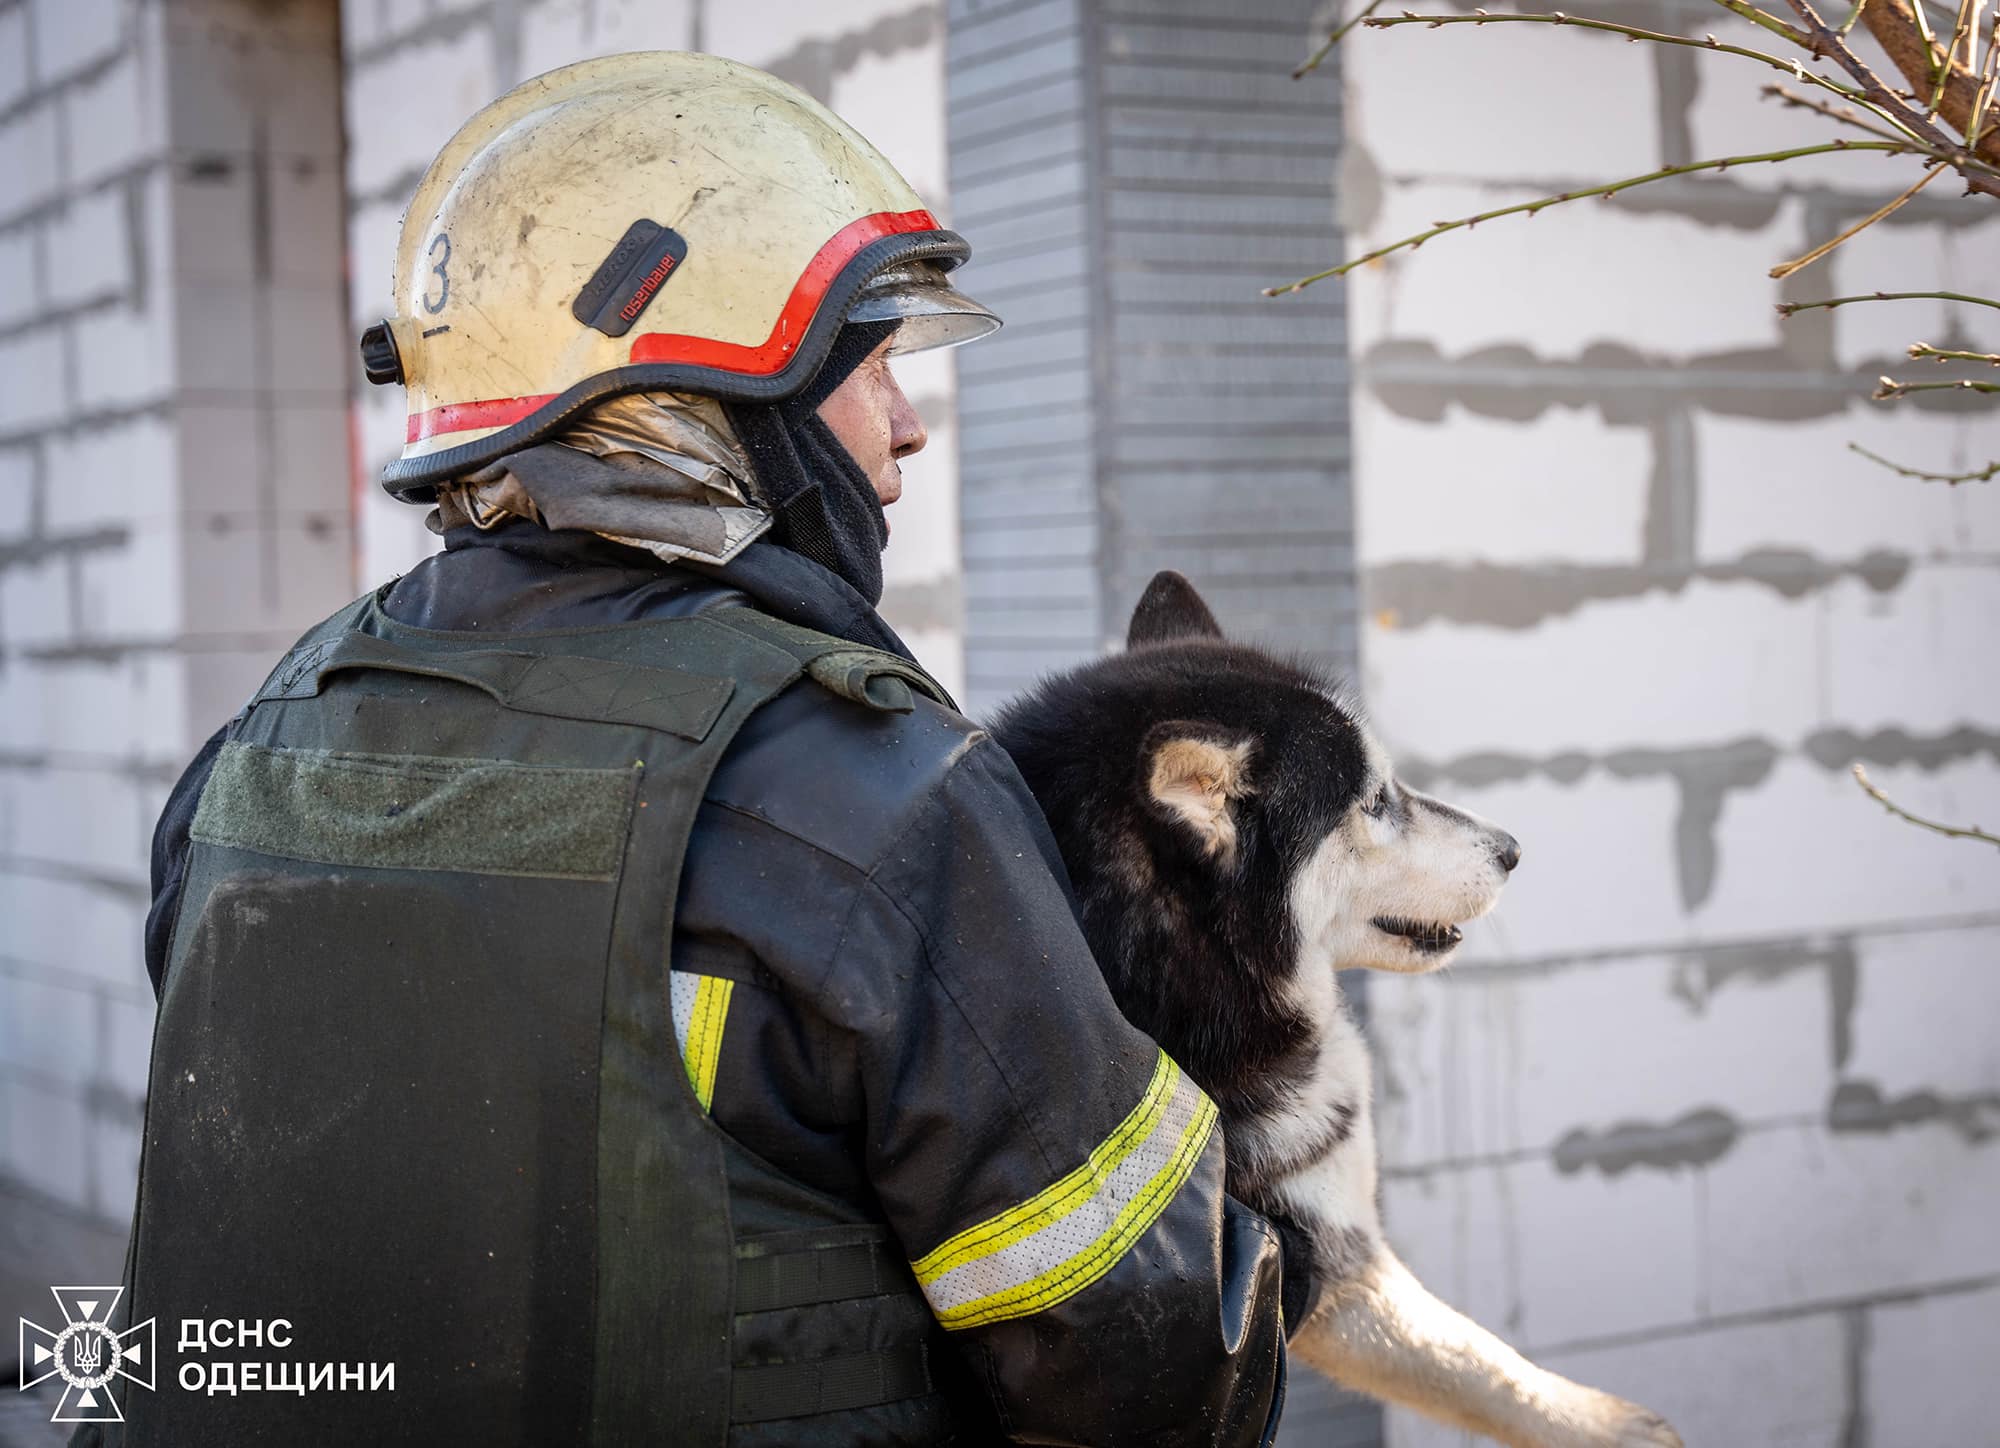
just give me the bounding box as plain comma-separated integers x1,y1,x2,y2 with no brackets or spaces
17,1287,155,1423
572,218,689,337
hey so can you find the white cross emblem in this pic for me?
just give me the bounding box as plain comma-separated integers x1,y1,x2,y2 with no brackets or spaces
17,1287,155,1423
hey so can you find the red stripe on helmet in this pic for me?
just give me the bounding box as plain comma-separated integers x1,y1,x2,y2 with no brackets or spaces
406,393,559,444
627,207,940,369
404,208,940,446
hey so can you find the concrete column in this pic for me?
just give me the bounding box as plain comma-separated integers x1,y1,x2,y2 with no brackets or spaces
947,0,1358,716
0,0,351,1317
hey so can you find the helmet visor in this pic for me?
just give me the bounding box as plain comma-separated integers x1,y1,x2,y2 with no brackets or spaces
847,262,1002,355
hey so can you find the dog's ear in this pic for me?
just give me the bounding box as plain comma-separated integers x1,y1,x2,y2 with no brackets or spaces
1143,721,1254,863
1128,571,1223,649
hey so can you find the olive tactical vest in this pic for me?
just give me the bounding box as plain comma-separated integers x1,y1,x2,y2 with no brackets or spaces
94,590,961,1447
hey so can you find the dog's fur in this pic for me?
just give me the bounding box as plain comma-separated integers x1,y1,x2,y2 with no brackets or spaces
991,572,1681,1448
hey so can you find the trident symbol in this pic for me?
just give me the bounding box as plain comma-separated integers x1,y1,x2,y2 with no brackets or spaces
72,1333,103,1374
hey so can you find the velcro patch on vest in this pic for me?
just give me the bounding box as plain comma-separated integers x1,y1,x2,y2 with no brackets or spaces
572,218,689,337
191,742,640,879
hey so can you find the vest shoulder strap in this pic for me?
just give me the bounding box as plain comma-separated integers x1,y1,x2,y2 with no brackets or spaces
252,629,738,741
701,606,958,715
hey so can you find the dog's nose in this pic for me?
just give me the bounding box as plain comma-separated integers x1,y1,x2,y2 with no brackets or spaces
1492,833,1521,873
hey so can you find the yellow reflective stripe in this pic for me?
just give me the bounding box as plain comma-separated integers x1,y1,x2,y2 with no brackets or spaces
683,973,734,1113
939,1091,1217,1331
912,1050,1178,1283
910,1050,1219,1331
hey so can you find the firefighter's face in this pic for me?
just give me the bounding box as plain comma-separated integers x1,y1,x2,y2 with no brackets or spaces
815,332,928,532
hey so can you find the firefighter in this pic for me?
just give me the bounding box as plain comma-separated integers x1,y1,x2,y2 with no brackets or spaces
106,52,1310,1447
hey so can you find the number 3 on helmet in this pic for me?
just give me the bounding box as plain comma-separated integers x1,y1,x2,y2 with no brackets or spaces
360,50,1001,503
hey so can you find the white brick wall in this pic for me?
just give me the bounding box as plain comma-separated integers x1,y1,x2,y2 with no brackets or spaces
1705,1122,2000,1316
6,765,153,880
1364,183,1794,358
1355,401,1653,568
1844,923,2000,1095
70,300,177,411
63,51,163,188
0,975,99,1087
0,102,62,219
41,186,132,310
0,225,41,329
0,553,73,649
1698,756,2000,936
0,0,354,1238
1356,20,1656,182
0,6,30,109
1373,950,1837,1170
0,327,67,432
1373,586,1828,758
29,0,124,81
0,876,148,989
1350,3,2000,1439
1696,408,2000,558
1866,1286,2000,1446
0,445,33,540
1539,1313,1851,1448
344,26,499,198
43,414,177,530
2,1072,92,1203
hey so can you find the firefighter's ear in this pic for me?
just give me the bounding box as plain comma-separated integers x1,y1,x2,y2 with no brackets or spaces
1143,722,1254,863
1128,571,1223,649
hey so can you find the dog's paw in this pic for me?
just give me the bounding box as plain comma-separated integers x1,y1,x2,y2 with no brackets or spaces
1540,1387,1683,1448
1611,1405,1682,1448
1584,1395,1683,1448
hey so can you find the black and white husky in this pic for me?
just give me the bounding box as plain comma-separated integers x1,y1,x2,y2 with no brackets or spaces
992,572,1681,1448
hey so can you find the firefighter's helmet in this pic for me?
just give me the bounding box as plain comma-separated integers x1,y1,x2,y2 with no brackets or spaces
360,51,999,501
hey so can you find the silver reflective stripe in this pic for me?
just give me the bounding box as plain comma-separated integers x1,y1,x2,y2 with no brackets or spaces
670,969,698,1054
911,1051,1218,1331
668,969,733,1113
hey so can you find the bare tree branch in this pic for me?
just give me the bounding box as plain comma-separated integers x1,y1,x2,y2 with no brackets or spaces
1769,160,1948,277
1872,373,2000,395
1849,441,2000,480
1928,0,1978,117
1295,0,1392,77
1365,11,1872,107
1852,764,2000,847
1777,289,2000,315
1359,8,2000,183
1764,80,1954,147
1710,0,1822,48
1970,3,2000,148
1781,0,2000,197
1908,341,2000,362
1266,140,1927,295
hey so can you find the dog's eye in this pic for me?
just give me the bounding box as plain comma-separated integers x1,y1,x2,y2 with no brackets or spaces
1361,783,1391,819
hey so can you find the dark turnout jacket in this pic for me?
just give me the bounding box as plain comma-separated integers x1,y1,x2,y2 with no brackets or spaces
143,524,1290,1445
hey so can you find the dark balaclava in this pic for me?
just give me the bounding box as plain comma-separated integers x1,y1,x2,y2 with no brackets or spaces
724,319,901,607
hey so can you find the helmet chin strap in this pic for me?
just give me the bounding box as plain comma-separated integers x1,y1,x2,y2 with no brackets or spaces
724,320,900,607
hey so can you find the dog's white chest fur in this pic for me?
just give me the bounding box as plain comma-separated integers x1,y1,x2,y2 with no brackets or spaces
1237,938,1383,1246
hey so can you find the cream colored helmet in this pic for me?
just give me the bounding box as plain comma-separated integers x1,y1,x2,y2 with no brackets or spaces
362,51,999,502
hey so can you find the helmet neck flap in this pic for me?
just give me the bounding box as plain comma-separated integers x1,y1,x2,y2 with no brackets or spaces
725,319,901,607
428,321,904,607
